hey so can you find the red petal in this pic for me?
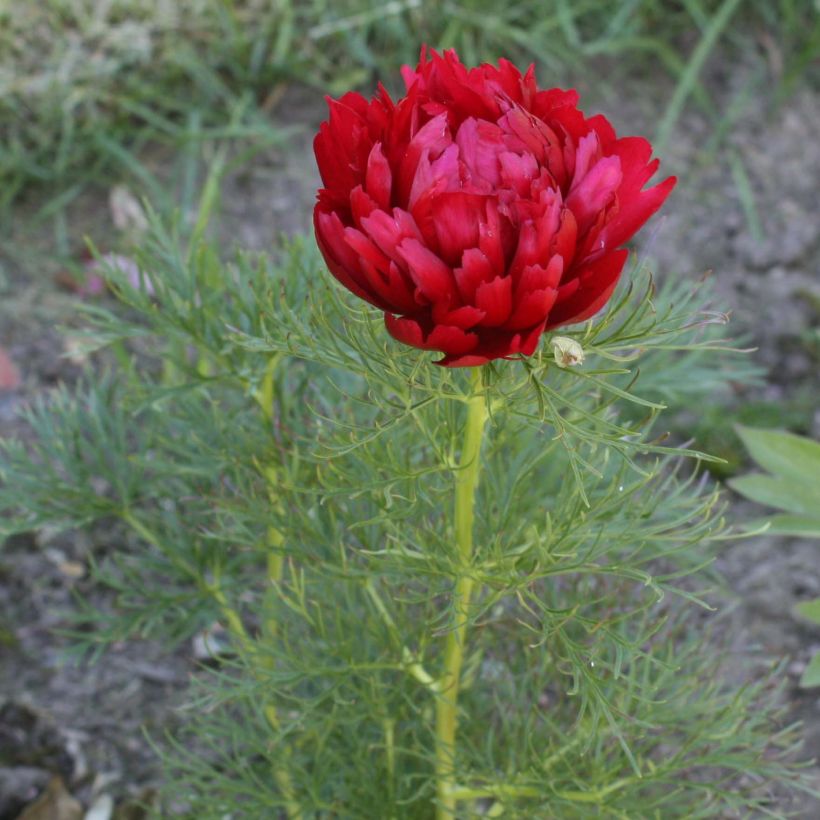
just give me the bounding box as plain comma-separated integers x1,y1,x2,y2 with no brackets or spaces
432,193,485,267
433,304,485,329
551,208,578,267
508,221,540,281
350,185,378,227
478,199,508,274
396,238,456,305
505,287,558,330
365,142,392,210
547,248,628,327
356,258,416,314
361,208,421,262
455,248,495,303
427,324,479,354
437,352,494,367
604,175,676,250
587,114,617,149
475,275,513,327
314,209,383,308
519,319,548,356
343,226,391,272
601,136,676,248
515,258,563,298
384,314,478,356
385,313,426,348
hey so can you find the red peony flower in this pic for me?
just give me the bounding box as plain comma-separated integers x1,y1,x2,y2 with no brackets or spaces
313,48,675,367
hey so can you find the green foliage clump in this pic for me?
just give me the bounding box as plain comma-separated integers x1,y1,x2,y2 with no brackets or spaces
0,217,815,816
731,425,820,689
2,0,819,212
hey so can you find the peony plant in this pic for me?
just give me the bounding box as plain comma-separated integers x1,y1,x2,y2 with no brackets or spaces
314,48,679,816
0,49,814,819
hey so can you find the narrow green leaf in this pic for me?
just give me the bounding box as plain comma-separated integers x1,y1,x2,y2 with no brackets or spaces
728,151,763,242
795,598,820,625
800,652,820,688
767,513,820,538
735,425,820,484
654,0,743,150
728,473,820,516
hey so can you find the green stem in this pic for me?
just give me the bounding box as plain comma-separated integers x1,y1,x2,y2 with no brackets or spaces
121,507,300,816
435,368,489,818
255,355,302,818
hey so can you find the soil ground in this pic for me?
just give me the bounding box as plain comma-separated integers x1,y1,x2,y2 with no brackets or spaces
1,66,819,816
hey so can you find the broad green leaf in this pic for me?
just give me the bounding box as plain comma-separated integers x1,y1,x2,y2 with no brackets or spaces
767,513,820,539
796,598,820,625
800,652,820,688
735,425,820,485
728,473,820,516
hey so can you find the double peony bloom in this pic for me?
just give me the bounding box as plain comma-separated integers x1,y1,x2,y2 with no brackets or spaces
314,48,675,367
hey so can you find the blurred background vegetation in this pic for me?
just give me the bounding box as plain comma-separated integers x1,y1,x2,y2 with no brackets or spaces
1,1,819,814
2,0,818,209
2,0,818,459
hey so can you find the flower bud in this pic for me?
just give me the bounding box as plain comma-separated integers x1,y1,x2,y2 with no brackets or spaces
551,336,585,367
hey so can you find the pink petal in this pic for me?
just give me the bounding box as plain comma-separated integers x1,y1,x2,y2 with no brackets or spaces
398,113,451,204
408,143,460,209
0,347,21,391
569,132,601,193
499,151,538,197
455,118,504,187
566,155,622,235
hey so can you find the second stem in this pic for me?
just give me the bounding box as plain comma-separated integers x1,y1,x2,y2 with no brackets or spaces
435,368,489,818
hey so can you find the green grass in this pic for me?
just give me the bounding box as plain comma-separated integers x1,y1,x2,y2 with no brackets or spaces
2,0,818,216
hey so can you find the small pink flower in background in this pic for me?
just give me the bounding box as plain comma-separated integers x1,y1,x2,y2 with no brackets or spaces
0,348,21,392
81,254,153,298
314,47,675,366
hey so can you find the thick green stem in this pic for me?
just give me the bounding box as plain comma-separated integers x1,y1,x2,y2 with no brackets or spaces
256,356,301,818
435,368,488,818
